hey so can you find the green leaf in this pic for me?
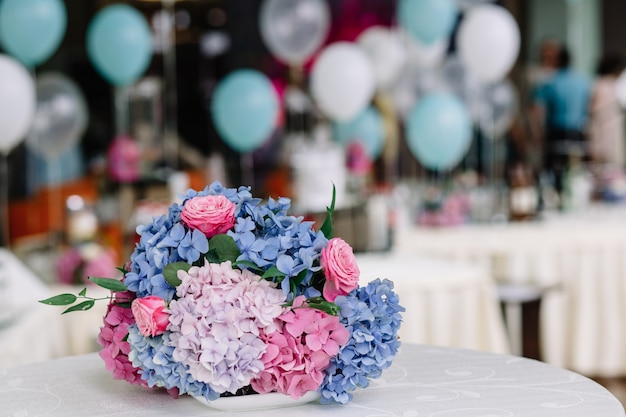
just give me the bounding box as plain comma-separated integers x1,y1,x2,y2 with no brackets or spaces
116,266,128,275
38,293,77,306
78,288,87,297
62,300,95,314
122,333,129,342
204,250,219,264
204,249,220,264
320,184,336,239
262,266,286,280
233,260,263,271
293,269,308,286
89,277,128,292
115,301,133,308
163,262,191,287
305,297,340,316
209,234,241,263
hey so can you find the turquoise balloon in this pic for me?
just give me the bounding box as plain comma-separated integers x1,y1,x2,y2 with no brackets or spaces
212,69,279,153
0,0,66,67
87,4,153,86
334,106,385,159
406,92,472,171
398,0,458,45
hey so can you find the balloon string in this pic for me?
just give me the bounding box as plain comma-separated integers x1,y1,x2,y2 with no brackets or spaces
241,153,254,189
0,152,10,248
114,86,130,135
162,0,179,172
487,101,504,222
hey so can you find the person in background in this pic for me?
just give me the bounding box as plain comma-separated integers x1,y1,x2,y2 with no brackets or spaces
527,37,562,93
588,53,626,170
532,46,592,198
522,39,562,185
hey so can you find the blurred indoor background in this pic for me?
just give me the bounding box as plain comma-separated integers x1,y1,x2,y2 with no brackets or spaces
2,0,626,406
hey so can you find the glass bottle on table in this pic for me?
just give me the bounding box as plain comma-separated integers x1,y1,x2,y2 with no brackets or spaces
508,161,538,221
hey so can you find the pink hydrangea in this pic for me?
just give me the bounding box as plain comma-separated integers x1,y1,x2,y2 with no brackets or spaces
180,195,236,238
97,291,146,386
251,296,350,399
166,261,286,394
321,238,360,302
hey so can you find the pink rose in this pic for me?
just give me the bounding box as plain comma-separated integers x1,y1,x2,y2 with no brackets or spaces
131,296,170,337
321,238,360,302
181,195,236,238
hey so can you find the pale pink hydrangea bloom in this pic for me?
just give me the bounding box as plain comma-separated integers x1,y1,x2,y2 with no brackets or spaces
97,292,146,386
167,261,286,394
251,296,350,399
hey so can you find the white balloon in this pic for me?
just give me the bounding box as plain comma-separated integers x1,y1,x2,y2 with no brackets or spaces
457,5,520,84
357,26,407,90
310,42,375,121
403,30,448,69
0,55,36,153
435,55,485,121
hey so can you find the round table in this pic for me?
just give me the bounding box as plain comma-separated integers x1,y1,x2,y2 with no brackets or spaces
0,248,109,368
1,344,622,416
393,204,626,376
357,253,510,355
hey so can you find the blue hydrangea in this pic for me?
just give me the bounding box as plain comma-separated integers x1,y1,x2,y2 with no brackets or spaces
225,190,328,298
124,181,329,301
319,279,405,404
126,325,220,401
124,213,180,301
124,184,238,301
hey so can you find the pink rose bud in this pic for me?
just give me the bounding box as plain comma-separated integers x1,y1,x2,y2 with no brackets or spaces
321,237,360,302
180,195,236,238
131,296,170,337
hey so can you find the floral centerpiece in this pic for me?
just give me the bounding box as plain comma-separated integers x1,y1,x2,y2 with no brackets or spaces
41,181,404,406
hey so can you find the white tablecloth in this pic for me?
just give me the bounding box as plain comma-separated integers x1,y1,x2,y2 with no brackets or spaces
1,344,622,416
0,248,108,369
394,204,626,376
357,253,510,354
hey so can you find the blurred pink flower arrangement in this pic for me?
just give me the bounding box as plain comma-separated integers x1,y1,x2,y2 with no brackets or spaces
417,191,470,227
56,243,118,286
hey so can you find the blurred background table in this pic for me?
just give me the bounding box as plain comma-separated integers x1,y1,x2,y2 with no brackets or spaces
394,204,626,376
1,343,623,416
356,253,510,354
0,248,107,368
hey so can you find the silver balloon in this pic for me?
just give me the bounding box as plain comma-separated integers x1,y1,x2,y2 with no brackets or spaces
477,79,518,140
455,0,492,11
26,72,88,158
260,0,330,65
436,55,485,121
